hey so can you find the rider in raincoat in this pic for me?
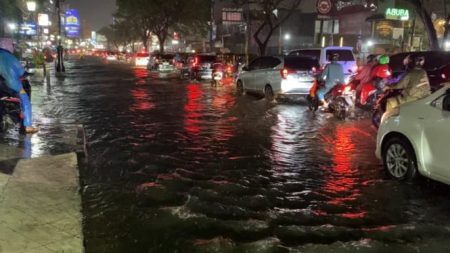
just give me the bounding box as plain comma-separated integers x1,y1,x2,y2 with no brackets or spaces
318,53,345,108
381,55,431,124
0,47,38,133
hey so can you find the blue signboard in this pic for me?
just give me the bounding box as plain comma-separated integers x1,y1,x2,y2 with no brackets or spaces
19,22,37,36
65,9,80,38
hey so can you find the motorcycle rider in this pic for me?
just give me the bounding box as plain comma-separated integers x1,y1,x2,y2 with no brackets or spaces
381,55,431,124
0,47,38,134
354,54,377,89
318,53,345,109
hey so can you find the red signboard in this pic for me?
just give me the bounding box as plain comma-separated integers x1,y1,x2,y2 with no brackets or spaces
317,0,378,16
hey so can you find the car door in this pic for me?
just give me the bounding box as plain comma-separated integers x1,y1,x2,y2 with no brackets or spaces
252,57,282,94
241,58,262,91
421,90,450,180
251,57,271,94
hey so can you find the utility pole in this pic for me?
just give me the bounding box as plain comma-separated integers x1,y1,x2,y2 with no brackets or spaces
210,0,215,52
244,1,251,65
55,0,65,72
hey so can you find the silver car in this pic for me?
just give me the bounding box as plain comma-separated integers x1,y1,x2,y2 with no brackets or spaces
236,56,320,100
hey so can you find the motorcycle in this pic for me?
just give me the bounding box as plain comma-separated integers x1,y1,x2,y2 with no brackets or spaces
371,88,403,129
330,64,392,120
211,63,224,87
0,75,32,133
307,78,348,115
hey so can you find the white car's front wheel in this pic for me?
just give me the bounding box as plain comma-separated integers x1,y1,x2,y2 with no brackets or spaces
383,137,417,180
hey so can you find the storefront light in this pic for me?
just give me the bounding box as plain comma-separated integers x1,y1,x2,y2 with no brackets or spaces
27,1,37,12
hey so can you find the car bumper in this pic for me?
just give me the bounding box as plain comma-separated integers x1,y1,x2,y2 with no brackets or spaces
280,80,314,95
199,70,213,79
158,65,176,72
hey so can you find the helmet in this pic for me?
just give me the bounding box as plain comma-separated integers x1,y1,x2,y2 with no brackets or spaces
329,53,339,61
378,55,390,65
413,55,425,67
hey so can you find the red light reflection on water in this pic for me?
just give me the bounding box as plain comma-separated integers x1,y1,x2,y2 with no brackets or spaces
133,68,149,85
184,84,203,135
130,88,154,111
320,125,366,219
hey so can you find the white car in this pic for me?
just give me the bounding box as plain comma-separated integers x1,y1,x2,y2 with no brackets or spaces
135,52,150,66
236,56,320,101
289,46,357,82
375,85,450,184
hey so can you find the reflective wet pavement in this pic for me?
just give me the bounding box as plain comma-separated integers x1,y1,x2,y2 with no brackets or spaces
5,57,450,253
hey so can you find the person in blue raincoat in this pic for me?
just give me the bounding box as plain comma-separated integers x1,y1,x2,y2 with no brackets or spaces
318,53,345,108
0,47,38,133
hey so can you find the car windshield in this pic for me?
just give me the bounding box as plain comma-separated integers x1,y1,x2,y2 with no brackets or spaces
326,49,354,61
161,55,175,60
199,55,216,62
284,57,319,70
289,50,320,60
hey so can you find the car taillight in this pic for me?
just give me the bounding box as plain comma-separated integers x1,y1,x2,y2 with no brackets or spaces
442,73,447,80
280,68,290,79
193,57,199,67
311,67,317,73
352,66,358,73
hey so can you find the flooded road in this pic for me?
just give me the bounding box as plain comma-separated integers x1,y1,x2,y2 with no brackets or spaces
18,58,450,252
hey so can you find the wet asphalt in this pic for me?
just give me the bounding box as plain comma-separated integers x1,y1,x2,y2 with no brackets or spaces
3,57,450,253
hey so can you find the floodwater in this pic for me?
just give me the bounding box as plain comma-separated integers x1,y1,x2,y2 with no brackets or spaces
8,57,450,253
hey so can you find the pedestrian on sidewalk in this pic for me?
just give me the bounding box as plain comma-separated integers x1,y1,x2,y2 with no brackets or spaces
0,46,38,134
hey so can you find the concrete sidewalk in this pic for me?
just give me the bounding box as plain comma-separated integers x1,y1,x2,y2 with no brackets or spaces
0,123,85,253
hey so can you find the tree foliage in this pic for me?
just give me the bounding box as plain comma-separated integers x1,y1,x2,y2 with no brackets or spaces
0,0,22,36
115,0,209,52
234,0,302,56
404,0,440,50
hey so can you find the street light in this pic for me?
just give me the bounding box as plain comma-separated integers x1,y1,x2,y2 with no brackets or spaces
7,23,17,31
284,33,291,41
27,1,37,12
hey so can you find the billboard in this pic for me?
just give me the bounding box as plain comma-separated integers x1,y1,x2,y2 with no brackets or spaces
38,13,50,27
19,22,37,36
317,0,378,17
65,9,80,38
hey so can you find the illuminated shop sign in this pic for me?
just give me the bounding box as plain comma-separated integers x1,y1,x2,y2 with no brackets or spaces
386,8,410,21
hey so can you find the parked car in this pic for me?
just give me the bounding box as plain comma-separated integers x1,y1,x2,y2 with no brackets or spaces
375,85,450,184
106,51,118,61
236,56,320,101
289,46,357,82
157,54,176,72
389,51,450,92
135,52,150,66
190,54,217,80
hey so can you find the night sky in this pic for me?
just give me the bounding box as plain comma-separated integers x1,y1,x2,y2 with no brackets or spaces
66,0,116,31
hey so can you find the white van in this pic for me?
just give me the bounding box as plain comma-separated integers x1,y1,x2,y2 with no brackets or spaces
289,46,357,81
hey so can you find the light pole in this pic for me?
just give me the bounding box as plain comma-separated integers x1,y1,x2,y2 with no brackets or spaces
55,0,65,72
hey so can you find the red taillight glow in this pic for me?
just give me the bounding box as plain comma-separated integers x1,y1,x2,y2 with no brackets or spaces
281,68,289,79
352,66,358,72
312,67,317,73
192,57,199,67
442,73,447,80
